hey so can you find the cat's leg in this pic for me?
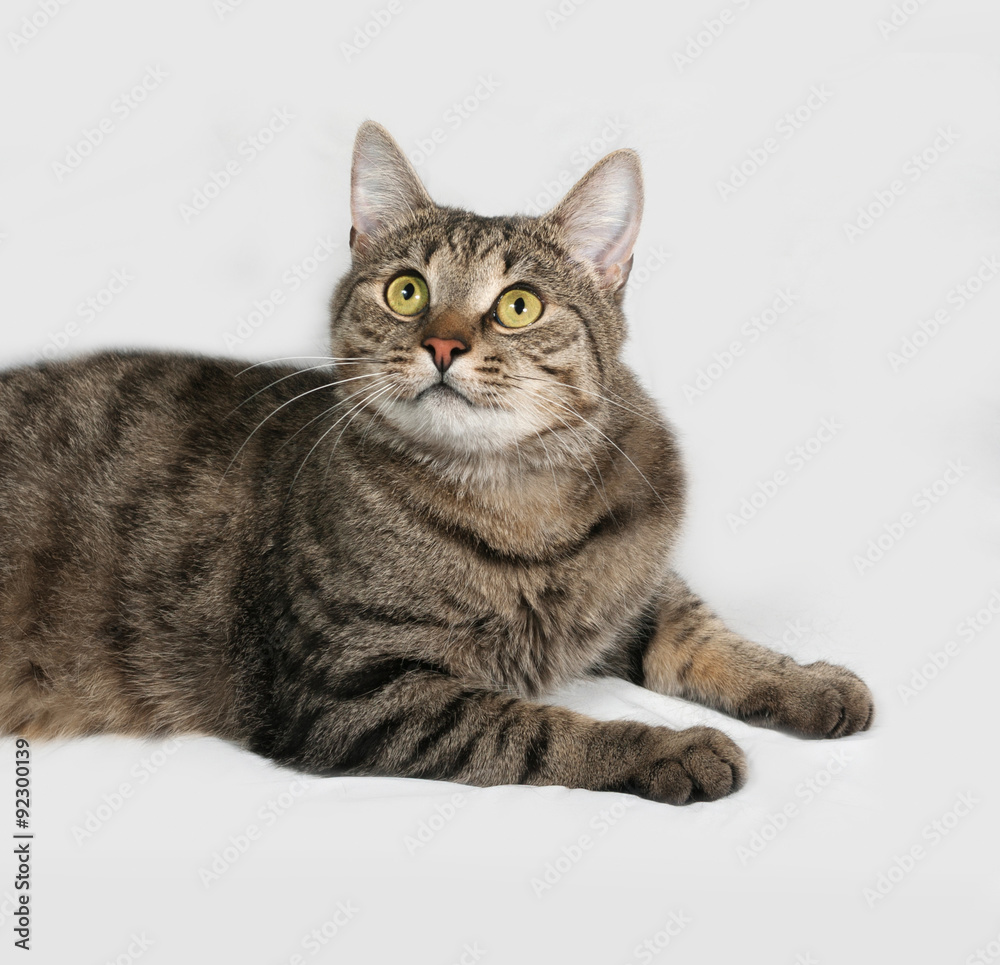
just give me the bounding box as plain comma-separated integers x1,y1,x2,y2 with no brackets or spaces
598,573,874,738
245,656,746,804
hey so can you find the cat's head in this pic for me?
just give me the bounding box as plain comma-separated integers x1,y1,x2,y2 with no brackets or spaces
329,121,644,462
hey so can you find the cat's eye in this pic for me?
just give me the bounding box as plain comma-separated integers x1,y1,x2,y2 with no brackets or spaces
494,288,543,329
385,273,429,316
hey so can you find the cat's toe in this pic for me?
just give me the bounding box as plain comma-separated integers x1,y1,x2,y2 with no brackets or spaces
646,726,747,805
783,662,875,738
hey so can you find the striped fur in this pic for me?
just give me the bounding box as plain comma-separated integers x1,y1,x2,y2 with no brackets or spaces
0,124,872,803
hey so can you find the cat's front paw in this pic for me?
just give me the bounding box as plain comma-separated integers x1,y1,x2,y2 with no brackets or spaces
766,661,875,738
637,726,747,805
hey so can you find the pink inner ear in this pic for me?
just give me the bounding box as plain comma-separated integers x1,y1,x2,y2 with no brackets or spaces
548,151,643,288
350,123,433,243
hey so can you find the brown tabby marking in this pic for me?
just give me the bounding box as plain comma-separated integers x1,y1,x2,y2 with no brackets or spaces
0,122,873,803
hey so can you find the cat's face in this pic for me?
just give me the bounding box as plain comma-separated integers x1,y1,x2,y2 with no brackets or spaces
329,122,644,460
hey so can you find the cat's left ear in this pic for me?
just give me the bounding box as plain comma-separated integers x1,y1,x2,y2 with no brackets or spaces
542,149,643,293
350,120,434,255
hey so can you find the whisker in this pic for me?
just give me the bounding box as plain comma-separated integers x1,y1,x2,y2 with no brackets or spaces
511,373,663,428
272,375,395,457
480,383,530,486
478,380,582,509
357,383,405,452
221,377,380,484
519,406,563,513
527,388,668,510
235,356,387,377
320,382,400,485
285,381,399,501
230,366,390,416
529,396,613,515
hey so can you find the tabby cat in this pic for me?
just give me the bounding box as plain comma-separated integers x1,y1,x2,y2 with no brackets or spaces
0,121,873,804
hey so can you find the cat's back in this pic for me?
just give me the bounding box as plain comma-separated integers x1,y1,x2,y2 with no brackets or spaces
0,349,335,581
0,350,271,463
0,349,323,493
0,350,320,739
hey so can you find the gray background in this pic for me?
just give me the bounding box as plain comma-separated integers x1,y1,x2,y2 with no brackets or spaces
2,0,999,963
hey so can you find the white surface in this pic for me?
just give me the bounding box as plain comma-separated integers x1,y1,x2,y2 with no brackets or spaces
2,1,1000,963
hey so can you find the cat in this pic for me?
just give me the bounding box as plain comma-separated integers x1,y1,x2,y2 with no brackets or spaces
0,121,873,804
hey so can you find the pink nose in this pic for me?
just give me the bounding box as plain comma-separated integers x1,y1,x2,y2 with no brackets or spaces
422,337,467,373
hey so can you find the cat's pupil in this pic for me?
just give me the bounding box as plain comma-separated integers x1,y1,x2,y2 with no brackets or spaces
402,283,415,300
514,297,525,314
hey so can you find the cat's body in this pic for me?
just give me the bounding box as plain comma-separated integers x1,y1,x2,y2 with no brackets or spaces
0,123,873,803
0,347,673,742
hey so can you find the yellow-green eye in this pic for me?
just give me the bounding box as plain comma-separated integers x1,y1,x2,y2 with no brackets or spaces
495,288,543,329
385,273,429,316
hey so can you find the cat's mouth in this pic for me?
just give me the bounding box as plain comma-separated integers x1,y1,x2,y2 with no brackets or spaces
382,375,540,455
415,382,474,408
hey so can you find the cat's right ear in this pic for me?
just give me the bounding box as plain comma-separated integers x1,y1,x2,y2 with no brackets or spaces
542,149,644,293
350,121,434,256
